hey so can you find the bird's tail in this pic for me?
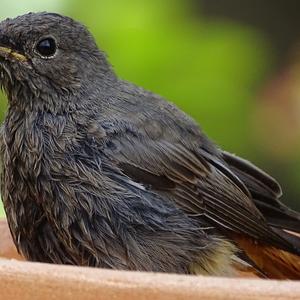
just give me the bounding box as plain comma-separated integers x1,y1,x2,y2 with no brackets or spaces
234,235,300,279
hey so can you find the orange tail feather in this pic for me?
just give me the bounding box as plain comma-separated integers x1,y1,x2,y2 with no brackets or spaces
234,236,300,280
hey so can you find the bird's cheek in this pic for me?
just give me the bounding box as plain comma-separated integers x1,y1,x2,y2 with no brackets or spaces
11,63,32,81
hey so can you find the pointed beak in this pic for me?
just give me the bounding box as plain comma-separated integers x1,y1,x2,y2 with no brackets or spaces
0,46,27,62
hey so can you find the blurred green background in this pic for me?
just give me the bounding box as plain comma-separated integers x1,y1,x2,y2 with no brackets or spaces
1,0,300,218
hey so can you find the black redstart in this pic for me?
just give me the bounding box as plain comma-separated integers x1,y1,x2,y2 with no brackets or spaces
0,12,299,278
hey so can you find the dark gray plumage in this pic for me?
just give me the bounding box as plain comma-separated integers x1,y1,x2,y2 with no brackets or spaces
0,12,299,278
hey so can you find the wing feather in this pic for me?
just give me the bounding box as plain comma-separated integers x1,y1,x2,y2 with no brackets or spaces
103,129,300,256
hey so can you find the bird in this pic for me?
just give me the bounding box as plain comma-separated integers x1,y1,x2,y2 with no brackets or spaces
0,12,299,279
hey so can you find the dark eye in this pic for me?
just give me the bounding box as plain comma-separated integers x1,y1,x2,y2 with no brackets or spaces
35,37,57,58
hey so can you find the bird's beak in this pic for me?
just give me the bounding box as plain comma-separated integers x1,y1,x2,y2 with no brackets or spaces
0,46,27,62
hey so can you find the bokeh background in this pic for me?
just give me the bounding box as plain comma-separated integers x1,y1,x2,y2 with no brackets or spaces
1,0,300,217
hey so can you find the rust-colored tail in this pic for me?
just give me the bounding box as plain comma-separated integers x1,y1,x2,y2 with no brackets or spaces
234,236,300,279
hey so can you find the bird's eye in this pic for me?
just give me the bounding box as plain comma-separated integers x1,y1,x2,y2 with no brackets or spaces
35,37,57,58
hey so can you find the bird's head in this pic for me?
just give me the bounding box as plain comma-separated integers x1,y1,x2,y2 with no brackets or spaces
0,12,113,110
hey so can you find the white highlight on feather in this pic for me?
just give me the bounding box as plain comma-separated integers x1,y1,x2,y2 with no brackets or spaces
127,179,146,191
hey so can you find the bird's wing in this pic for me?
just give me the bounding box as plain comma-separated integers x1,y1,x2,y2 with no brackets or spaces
102,129,299,256
222,151,300,233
